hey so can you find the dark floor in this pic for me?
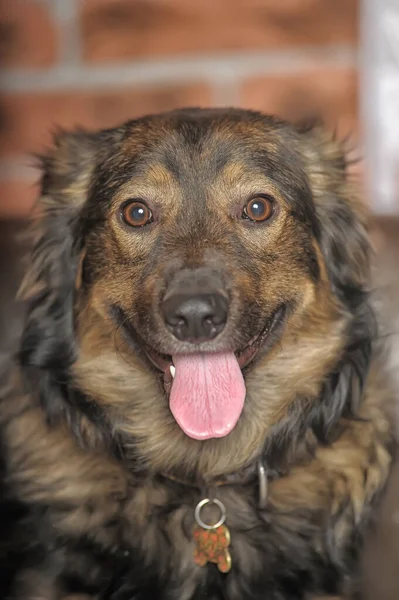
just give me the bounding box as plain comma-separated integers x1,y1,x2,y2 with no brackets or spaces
0,219,398,598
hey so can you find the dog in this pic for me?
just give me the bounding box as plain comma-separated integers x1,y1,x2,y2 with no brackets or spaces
0,108,395,599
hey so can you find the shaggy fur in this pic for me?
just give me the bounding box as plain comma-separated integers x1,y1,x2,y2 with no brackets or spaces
0,108,395,600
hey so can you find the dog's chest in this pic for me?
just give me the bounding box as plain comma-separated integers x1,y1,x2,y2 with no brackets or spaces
121,483,266,599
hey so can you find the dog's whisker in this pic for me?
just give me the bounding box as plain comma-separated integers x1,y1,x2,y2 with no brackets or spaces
277,340,288,361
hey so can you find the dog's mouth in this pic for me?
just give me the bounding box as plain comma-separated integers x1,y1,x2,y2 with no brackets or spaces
144,307,284,374
111,304,286,441
136,306,286,441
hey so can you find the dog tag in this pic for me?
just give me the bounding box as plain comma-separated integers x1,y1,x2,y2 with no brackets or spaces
193,523,232,573
193,497,232,573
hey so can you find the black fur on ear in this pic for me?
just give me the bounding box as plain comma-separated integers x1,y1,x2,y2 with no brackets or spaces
18,129,100,373
300,125,370,313
295,126,375,444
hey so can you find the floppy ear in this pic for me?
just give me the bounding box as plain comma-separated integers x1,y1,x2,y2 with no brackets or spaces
300,126,370,312
18,130,99,372
299,127,374,441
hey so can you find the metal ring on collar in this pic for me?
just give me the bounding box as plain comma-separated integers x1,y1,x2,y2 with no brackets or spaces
257,461,268,509
194,498,227,530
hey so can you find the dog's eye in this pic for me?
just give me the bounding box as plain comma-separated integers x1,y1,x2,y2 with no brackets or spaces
242,196,274,222
121,201,153,227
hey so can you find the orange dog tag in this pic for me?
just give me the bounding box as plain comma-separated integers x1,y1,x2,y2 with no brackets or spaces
193,523,232,573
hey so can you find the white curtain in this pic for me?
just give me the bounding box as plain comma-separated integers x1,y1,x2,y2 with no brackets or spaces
361,0,399,213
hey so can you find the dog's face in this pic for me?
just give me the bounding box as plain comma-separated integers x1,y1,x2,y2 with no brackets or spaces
20,109,370,478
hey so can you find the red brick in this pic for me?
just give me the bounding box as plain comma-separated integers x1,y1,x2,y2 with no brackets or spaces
0,179,39,218
239,68,358,137
81,0,358,62
0,84,211,157
0,0,58,68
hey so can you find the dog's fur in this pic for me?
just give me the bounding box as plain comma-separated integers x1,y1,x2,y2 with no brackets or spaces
0,108,396,599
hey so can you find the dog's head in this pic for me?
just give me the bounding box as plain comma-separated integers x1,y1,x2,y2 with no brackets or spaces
19,108,371,477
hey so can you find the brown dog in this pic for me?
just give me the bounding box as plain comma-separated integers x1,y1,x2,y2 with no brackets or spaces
0,108,395,599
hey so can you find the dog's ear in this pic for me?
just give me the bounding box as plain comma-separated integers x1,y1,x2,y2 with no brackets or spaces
18,130,99,371
299,126,374,441
300,126,370,311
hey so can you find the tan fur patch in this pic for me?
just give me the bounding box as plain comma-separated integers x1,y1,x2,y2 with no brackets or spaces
1,381,126,542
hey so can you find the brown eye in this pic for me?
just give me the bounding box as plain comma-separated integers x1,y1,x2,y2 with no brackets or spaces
243,196,274,222
121,200,153,227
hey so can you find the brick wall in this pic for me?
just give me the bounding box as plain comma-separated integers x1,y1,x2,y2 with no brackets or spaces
0,0,359,218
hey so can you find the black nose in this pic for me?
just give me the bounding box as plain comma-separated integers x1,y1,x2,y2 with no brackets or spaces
162,292,228,342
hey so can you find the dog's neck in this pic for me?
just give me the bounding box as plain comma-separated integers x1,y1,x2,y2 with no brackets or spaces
157,460,270,509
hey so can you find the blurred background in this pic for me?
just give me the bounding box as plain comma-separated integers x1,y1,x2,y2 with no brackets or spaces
0,0,362,218
0,1,398,598
0,0,398,216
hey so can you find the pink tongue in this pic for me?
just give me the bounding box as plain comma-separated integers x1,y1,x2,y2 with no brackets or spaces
169,353,246,440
